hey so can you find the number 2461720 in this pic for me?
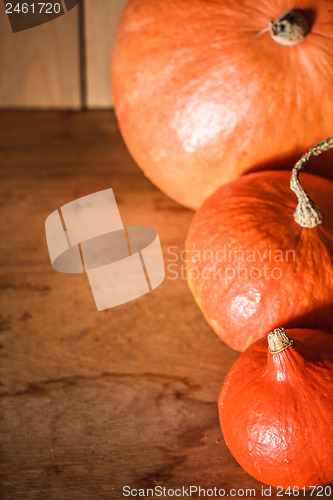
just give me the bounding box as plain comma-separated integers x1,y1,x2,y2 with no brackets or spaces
5,3,62,14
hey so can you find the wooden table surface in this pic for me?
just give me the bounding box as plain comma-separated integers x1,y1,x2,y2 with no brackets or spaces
0,111,324,499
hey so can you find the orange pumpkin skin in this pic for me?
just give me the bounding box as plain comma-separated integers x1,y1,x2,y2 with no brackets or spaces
185,171,333,351
218,328,333,489
112,0,333,209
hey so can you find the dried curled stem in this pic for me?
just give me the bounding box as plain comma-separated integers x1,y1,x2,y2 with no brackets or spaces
268,328,293,354
290,137,333,229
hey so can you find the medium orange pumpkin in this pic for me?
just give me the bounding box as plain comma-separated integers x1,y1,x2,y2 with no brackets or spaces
186,139,333,351
112,0,333,209
219,327,333,489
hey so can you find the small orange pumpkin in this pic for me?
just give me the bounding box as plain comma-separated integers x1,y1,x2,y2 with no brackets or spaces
112,0,333,208
219,327,333,489
186,138,333,351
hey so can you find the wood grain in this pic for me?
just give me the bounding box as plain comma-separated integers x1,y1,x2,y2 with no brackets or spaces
0,111,327,499
0,2,81,108
83,0,129,108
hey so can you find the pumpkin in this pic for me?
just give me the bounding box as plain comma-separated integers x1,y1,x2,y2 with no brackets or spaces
111,0,333,209
186,138,333,351
218,327,333,489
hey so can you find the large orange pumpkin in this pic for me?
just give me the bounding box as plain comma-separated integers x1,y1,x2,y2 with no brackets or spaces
186,139,333,351
219,327,333,489
112,0,333,209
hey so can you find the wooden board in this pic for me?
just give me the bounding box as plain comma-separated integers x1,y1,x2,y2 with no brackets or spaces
0,111,328,499
83,0,129,108
0,2,81,108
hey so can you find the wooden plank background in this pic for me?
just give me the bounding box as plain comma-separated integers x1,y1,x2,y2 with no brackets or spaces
84,0,129,108
0,0,129,108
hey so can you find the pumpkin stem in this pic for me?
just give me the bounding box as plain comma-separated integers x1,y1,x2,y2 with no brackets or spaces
290,137,333,228
268,328,293,354
269,10,309,46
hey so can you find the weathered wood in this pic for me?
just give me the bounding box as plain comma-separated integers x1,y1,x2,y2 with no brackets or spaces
0,111,325,499
84,0,129,108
